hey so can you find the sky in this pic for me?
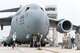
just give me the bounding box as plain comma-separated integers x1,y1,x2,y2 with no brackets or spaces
0,0,80,42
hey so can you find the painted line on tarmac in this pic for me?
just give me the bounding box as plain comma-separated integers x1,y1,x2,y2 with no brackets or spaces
42,48,61,53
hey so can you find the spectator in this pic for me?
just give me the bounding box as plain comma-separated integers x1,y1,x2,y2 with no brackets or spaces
71,36,75,48
67,34,71,49
62,33,68,49
36,33,42,50
12,32,17,49
75,33,80,50
33,35,37,47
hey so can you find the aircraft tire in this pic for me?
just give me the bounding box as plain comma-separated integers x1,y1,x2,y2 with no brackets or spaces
34,42,37,47
30,38,33,47
3,42,7,47
8,44,11,47
41,43,45,47
41,41,46,47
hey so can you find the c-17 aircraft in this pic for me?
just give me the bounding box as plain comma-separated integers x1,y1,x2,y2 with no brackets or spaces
0,4,80,47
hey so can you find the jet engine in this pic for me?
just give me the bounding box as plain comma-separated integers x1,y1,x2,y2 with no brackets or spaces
57,19,73,33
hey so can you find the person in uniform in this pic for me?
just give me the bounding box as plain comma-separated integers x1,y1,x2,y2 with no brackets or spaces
67,34,71,49
62,33,68,49
75,33,80,50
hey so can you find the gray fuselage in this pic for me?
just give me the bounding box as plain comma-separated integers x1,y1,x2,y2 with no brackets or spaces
7,4,49,44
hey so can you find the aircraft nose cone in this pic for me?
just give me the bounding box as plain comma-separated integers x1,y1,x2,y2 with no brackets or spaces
29,11,44,27
26,10,45,33
31,12,44,32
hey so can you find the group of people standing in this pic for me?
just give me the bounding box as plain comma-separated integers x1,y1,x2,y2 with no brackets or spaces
30,33,42,49
62,33,75,49
11,32,42,50
33,33,42,50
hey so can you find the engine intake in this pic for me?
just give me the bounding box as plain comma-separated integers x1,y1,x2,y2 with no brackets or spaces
57,20,73,33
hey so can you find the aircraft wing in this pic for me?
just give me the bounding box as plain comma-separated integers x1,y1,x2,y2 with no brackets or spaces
49,18,58,22
0,7,19,30
73,25,78,30
49,18,58,25
73,25,80,33
0,16,12,30
0,7,20,12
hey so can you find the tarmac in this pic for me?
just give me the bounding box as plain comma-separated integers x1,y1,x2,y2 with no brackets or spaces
0,47,80,53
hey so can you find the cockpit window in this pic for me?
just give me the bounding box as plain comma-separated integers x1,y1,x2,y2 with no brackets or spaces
25,7,30,11
41,7,44,11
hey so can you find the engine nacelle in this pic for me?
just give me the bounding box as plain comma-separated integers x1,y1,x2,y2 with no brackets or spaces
57,19,73,33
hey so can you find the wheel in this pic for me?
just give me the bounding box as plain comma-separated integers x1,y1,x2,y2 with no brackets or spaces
41,43,45,47
3,42,7,47
30,41,33,47
30,38,33,47
41,41,46,47
34,41,37,47
8,44,11,47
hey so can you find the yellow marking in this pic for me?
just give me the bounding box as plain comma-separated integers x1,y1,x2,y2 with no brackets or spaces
42,48,61,53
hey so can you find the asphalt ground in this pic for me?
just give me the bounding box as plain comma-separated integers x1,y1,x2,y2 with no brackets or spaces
0,47,80,53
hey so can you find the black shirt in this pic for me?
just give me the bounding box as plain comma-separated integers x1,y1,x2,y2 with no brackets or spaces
71,38,75,43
